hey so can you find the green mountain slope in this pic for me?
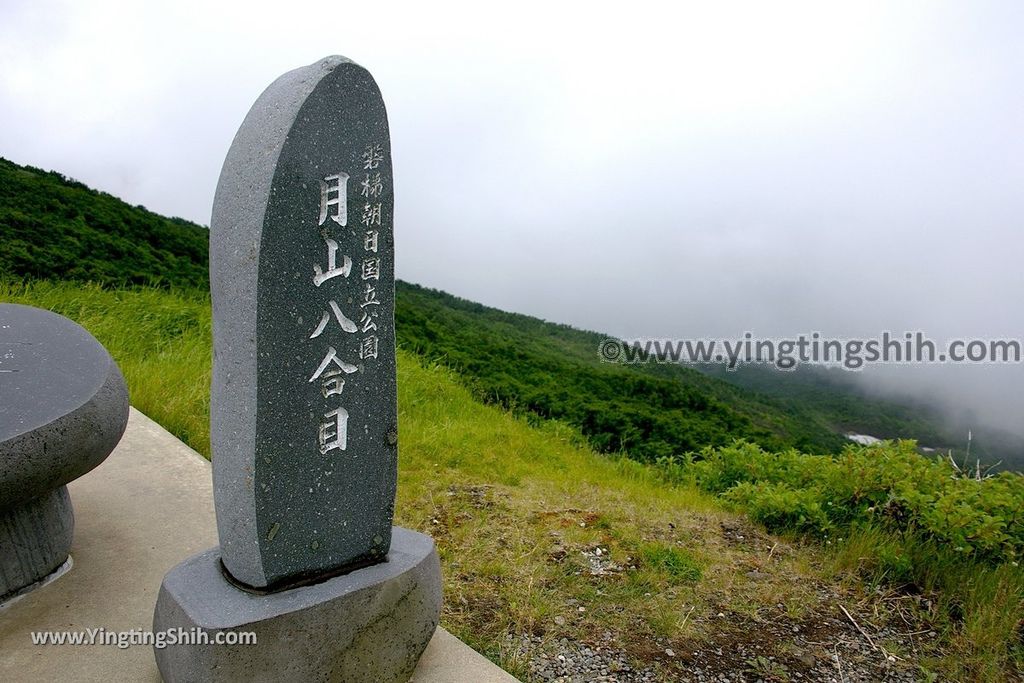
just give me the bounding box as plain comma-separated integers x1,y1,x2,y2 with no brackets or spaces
395,281,853,458
394,282,1024,468
0,157,208,288
2,155,1014,467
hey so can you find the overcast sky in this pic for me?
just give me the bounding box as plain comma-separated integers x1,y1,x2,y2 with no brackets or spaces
2,1,1021,435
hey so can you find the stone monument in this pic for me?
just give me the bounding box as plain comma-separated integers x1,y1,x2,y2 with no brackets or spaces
0,303,129,602
152,56,442,682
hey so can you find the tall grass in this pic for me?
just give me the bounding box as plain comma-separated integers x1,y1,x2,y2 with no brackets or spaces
1,280,212,455
826,525,1024,677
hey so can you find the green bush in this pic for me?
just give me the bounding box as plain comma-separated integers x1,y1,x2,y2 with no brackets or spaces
662,440,1024,564
724,481,831,535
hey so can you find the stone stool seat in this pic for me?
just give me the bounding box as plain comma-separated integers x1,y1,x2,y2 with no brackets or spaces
0,303,129,601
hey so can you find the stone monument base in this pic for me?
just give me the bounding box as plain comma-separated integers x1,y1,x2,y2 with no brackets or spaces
0,486,74,601
152,526,442,683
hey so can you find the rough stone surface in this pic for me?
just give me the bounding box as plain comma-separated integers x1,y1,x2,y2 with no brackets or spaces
0,486,73,600
0,303,127,598
210,55,397,589
153,526,442,683
0,303,129,507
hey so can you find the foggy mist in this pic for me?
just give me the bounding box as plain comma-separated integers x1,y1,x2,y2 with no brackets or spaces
2,1,1021,438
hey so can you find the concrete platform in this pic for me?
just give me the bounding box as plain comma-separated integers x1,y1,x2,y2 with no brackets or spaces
0,408,519,683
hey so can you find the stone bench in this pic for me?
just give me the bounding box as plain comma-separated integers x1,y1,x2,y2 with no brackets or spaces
0,303,128,601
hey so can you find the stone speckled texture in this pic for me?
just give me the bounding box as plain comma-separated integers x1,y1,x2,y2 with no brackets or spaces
0,303,128,598
0,486,73,601
210,55,397,590
0,303,129,507
152,526,442,683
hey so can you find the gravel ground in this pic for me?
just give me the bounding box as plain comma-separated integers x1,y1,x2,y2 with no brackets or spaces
506,607,928,683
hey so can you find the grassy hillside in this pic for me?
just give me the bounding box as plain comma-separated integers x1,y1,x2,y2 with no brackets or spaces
4,279,1021,681
0,157,208,288
2,156,1003,467
396,282,850,458
395,282,1015,466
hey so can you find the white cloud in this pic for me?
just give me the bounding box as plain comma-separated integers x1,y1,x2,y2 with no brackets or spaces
2,0,1022,432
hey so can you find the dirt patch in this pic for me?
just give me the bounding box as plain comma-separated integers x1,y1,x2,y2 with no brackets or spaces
512,577,937,682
